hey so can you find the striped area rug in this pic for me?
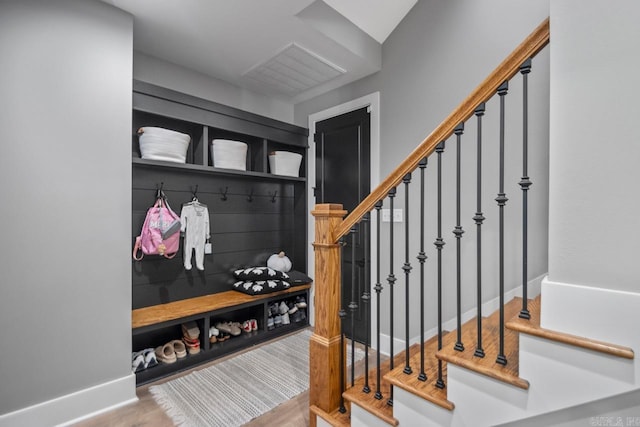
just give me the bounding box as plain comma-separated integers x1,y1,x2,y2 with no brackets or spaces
150,329,365,427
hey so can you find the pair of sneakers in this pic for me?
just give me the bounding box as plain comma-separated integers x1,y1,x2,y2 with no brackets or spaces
294,296,307,309
209,326,231,343
242,319,258,332
208,326,230,343
132,348,158,372
273,311,292,328
291,307,307,323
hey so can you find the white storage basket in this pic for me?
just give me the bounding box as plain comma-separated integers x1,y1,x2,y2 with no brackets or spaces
269,151,302,177
138,127,191,163
211,139,248,170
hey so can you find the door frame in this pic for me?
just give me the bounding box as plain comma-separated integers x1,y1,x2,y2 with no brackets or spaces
307,92,381,350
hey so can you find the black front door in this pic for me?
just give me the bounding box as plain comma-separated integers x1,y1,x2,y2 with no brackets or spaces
315,107,370,343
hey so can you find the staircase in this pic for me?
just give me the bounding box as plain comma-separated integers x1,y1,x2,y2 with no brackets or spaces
308,16,639,427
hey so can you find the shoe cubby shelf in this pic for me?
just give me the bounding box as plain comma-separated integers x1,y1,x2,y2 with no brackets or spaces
132,285,311,385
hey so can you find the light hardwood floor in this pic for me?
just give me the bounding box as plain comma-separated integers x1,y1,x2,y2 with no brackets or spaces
73,330,375,427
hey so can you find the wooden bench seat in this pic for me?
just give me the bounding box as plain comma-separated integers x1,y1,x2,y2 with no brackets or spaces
132,284,311,329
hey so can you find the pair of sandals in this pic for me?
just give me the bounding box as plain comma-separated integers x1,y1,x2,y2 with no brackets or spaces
215,321,243,336
182,321,201,354
132,348,158,373
155,340,188,364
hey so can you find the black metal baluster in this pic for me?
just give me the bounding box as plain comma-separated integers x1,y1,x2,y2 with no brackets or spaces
434,141,446,389
374,201,384,400
362,213,371,393
403,173,413,375
387,187,397,406
519,59,532,320
495,81,509,366
473,103,486,359
339,238,347,413
417,158,428,381
453,123,465,352
349,226,358,387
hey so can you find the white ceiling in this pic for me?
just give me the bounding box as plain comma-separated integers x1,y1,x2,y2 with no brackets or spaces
323,0,417,44
102,0,416,103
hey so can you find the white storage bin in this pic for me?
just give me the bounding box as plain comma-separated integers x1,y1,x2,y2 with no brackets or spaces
269,151,302,177
138,127,191,163
211,139,248,170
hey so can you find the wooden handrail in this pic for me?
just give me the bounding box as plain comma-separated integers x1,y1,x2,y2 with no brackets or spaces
335,17,550,241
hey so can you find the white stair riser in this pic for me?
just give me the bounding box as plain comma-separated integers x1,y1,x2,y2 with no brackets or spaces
350,404,393,427
393,387,453,427
446,364,529,426
542,278,640,352
519,335,636,416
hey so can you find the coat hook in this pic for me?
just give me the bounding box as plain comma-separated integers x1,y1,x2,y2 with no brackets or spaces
220,186,228,201
270,190,277,203
191,184,199,200
156,182,165,199
247,188,254,202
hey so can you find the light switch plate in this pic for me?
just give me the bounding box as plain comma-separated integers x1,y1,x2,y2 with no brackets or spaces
382,208,403,222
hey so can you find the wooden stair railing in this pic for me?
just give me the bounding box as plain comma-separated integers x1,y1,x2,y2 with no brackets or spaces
335,17,549,241
310,17,550,426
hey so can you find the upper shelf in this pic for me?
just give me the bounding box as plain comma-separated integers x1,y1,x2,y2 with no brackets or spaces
133,80,308,148
132,157,306,182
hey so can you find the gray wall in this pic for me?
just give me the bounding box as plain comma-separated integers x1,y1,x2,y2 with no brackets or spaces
134,52,295,124
0,0,133,418
548,0,640,294
296,0,550,338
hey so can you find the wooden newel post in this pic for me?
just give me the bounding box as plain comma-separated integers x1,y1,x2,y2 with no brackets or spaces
309,203,347,419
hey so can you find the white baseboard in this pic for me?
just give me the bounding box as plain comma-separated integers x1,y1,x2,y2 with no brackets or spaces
376,274,545,357
0,374,137,427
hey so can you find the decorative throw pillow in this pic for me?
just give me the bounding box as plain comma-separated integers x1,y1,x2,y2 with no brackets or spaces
286,270,313,286
233,266,289,281
232,279,291,296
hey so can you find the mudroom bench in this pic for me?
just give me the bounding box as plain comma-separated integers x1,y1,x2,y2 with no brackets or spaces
132,284,311,385
130,80,311,385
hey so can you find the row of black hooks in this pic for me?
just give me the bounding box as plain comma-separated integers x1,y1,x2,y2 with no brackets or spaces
155,182,278,203
222,186,277,203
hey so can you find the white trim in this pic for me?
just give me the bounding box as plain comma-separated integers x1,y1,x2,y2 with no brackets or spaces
306,92,381,330
376,273,545,356
0,374,137,427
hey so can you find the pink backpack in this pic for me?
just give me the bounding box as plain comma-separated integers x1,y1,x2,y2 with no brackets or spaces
133,196,181,260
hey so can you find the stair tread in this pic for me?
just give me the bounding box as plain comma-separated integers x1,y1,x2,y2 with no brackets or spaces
342,344,412,426
437,297,530,389
384,333,454,410
506,295,634,359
